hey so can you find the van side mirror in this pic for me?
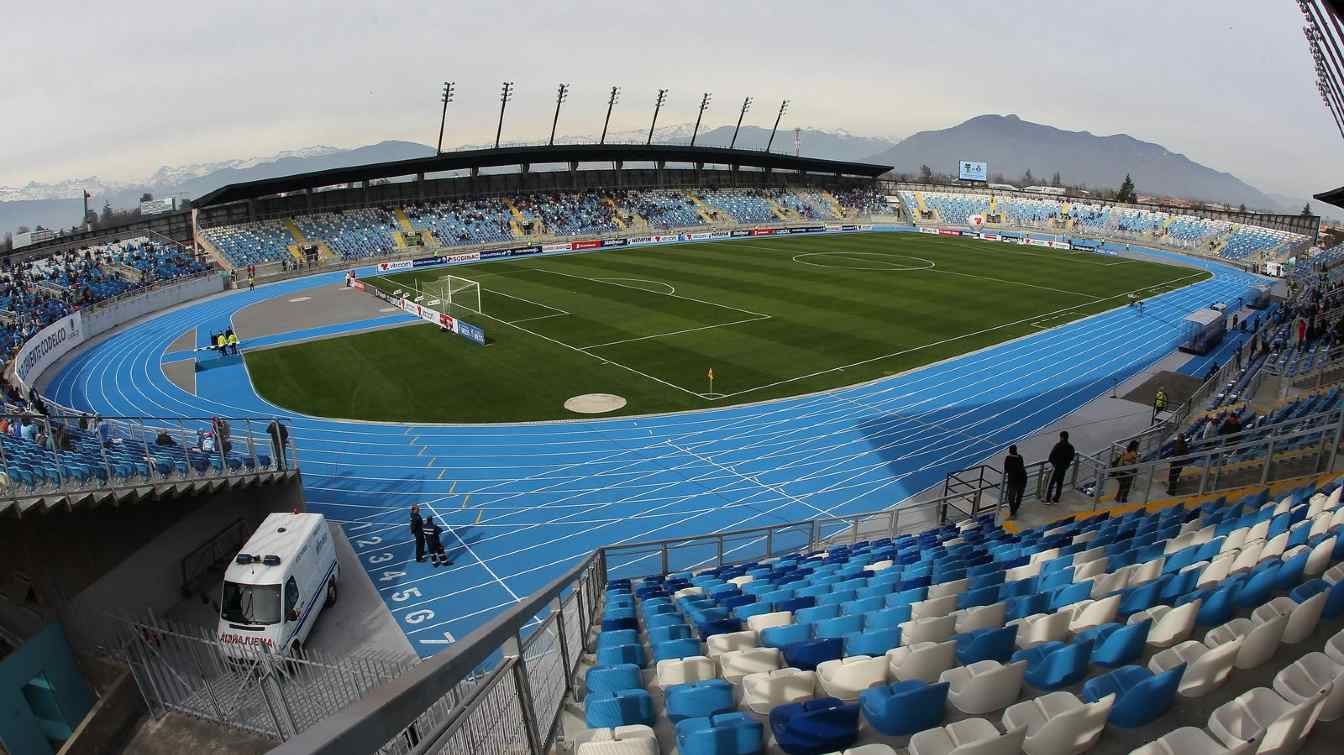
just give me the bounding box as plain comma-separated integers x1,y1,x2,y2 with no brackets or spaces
287,609,299,622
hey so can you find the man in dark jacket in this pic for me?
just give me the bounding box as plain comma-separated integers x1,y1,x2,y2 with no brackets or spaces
410,504,425,563
1003,446,1027,518
1045,431,1075,504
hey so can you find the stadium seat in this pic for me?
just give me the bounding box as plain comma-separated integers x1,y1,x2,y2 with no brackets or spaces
908,719,1027,755
858,680,949,736
1002,691,1113,755
741,668,816,715
769,697,861,755
575,724,658,755
941,660,1027,715
675,712,763,755
1081,664,1184,728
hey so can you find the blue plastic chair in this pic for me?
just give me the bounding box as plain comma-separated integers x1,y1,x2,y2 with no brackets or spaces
886,586,928,608
675,712,764,755
1274,552,1309,593
596,629,638,649
775,596,816,613
1091,619,1151,668
781,638,843,671
954,625,1018,665
666,679,736,722
1082,664,1185,728
1323,579,1344,620
1051,581,1093,611
844,627,903,657
816,590,858,607
770,697,861,755
646,612,684,631
654,638,703,663
585,663,641,697
814,614,864,639
1235,566,1280,609
1005,593,1051,622
1114,581,1161,620
841,596,885,616
761,623,813,649
863,605,912,630
1016,639,1093,691
1193,584,1238,627
957,585,1000,609
648,623,694,645
596,643,645,668
696,618,742,640
585,688,655,728
859,680,949,736
795,604,840,624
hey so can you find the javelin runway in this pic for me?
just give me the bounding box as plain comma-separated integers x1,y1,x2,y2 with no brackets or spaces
44,238,1260,658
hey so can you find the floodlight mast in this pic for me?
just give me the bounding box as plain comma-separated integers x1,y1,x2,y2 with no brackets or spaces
549,83,570,146
730,97,752,149
766,100,789,152
647,89,668,145
600,86,620,144
690,92,711,146
495,81,514,149
436,81,455,155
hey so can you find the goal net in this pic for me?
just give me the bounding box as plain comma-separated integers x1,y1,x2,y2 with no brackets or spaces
429,274,482,314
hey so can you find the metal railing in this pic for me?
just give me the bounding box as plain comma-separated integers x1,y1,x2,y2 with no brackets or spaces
0,411,299,513
266,491,996,755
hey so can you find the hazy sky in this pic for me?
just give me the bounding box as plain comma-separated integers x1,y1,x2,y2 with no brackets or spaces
2,0,1340,199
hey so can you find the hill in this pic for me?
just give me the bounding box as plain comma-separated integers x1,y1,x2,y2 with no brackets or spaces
866,114,1280,211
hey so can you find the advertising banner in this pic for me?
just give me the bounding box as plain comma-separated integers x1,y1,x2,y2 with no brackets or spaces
14,312,83,387
571,239,601,251
509,246,541,257
840,224,859,232
958,160,988,181
751,229,774,237
628,236,653,244
542,242,571,253
439,313,455,331
938,229,960,237
351,279,366,291
978,232,1001,241
709,230,731,239
601,238,628,248
377,260,412,273
859,224,874,231
731,229,752,237
919,227,939,235
958,230,977,237
1049,241,1071,250
689,232,712,240
481,250,510,260
773,229,790,235
457,321,486,346
1028,239,1050,247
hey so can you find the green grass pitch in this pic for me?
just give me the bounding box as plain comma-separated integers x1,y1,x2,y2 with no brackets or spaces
244,233,1207,423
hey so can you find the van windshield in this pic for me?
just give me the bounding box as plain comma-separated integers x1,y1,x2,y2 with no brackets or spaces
221,582,281,625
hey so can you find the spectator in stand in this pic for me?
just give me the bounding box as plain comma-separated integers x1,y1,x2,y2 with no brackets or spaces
1166,434,1188,494
1218,412,1242,436
1113,440,1140,503
1045,431,1075,504
1002,445,1027,518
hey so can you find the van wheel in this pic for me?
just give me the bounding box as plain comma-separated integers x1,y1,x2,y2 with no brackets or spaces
325,579,338,607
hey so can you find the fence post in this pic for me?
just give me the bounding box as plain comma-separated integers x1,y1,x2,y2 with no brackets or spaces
1261,438,1275,484
1329,413,1344,472
509,645,545,755
716,536,724,569
660,544,669,577
554,596,573,691
765,528,774,560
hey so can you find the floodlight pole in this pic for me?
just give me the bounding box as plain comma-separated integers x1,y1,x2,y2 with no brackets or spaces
495,81,514,149
691,92,711,146
766,100,789,153
600,86,620,144
647,89,668,145
436,81,455,155
730,97,752,150
549,83,570,146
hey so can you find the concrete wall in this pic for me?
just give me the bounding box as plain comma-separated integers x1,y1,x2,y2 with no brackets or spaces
0,623,95,755
0,477,304,656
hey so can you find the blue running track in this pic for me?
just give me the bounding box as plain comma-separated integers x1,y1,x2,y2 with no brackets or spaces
44,237,1260,657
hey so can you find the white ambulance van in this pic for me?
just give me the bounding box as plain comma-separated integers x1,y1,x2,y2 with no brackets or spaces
218,512,339,657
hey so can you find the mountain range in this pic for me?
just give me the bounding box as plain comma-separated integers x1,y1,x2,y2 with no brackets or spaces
1,115,1332,236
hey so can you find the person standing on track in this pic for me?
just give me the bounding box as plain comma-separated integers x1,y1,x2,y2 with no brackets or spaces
1003,445,1027,519
1045,431,1075,504
410,504,425,563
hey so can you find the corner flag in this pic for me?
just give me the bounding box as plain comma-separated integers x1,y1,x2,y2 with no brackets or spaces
707,368,714,381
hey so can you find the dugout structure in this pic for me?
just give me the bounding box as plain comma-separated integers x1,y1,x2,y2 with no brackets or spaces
1179,308,1227,356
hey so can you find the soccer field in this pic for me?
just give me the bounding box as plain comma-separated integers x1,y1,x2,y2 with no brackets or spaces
244,233,1208,422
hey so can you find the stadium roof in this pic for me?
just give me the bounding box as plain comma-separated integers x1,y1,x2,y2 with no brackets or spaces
193,143,893,207
1314,183,1344,212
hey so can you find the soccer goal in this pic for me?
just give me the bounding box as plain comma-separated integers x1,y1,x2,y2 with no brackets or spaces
427,274,482,314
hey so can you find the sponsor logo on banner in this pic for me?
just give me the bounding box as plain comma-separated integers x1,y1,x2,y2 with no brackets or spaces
628,236,653,244
731,229,751,237
978,232,1001,241
677,233,690,242
751,229,773,236
790,225,825,234
351,279,365,291
938,229,960,236
377,260,412,272
15,312,83,384
773,229,790,235
571,240,601,251
445,252,480,264
827,224,843,231
542,242,570,253
689,232,711,240
509,246,541,257
457,321,486,345
919,227,939,235
859,224,873,231
1049,241,1071,250
481,250,509,260
709,230,731,239
958,230,977,237
601,238,628,247
417,308,438,325
439,313,455,331
840,224,858,232
1028,239,1050,247
400,299,419,316
1002,237,1020,244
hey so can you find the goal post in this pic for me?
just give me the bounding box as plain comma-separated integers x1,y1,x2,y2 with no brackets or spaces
433,274,482,315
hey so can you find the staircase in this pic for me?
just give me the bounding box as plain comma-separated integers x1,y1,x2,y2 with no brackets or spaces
686,191,718,224
393,208,415,234
288,240,337,264
603,198,627,230
766,197,794,221
392,231,408,249
1059,202,1075,232
283,219,306,243
819,191,847,220
502,198,542,237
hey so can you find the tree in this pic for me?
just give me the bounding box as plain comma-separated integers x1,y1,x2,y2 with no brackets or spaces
139,192,153,202
1,232,10,253
1115,174,1137,204
919,164,933,181
1302,203,1313,217
1051,171,1062,187
1023,169,1035,185
1238,203,1247,213
100,200,113,224
17,225,30,234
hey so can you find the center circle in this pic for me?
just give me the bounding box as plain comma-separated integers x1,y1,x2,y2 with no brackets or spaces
792,252,936,271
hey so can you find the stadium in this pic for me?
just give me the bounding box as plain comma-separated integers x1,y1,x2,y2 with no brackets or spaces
9,4,1344,755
